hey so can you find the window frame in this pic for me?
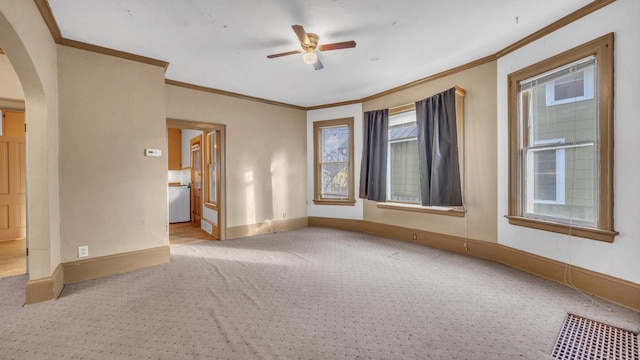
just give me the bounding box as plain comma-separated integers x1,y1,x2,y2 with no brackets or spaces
313,117,355,206
204,130,220,210
506,33,617,242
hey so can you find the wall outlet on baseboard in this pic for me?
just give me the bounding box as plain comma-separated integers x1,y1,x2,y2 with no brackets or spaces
412,233,417,241
78,245,89,258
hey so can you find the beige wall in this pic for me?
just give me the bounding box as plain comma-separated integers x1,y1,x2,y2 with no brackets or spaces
165,85,307,231
58,46,168,262
363,61,498,242
0,1,61,279
0,54,24,100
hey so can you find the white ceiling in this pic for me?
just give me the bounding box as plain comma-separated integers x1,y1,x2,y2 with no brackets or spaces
48,0,592,107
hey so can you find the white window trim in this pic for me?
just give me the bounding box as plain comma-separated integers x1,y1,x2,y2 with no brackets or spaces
545,67,595,106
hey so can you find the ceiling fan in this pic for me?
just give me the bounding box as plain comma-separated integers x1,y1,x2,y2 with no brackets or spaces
266,25,357,70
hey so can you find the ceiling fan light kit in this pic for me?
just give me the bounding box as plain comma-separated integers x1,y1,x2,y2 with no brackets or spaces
267,25,356,70
303,51,318,65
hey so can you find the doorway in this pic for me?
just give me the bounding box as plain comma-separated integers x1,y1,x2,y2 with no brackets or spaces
0,108,27,278
166,119,226,243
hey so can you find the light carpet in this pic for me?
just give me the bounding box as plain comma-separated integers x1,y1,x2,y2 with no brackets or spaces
1,227,638,359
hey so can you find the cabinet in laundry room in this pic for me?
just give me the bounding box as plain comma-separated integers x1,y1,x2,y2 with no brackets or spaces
167,128,182,170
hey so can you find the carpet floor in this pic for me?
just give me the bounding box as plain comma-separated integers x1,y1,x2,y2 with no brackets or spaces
1,227,638,359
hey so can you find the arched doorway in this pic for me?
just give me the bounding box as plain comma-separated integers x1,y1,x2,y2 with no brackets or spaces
0,5,62,304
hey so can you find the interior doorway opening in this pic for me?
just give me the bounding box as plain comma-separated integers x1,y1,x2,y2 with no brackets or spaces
167,119,226,245
0,47,27,278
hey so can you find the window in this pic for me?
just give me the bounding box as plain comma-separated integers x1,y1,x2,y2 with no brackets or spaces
313,118,355,205
376,88,466,215
387,110,420,203
507,33,616,242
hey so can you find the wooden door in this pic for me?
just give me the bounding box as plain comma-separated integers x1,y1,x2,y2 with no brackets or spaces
190,135,202,225
0,110,26,241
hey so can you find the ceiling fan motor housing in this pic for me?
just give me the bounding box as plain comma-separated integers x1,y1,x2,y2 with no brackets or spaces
302,33,319,52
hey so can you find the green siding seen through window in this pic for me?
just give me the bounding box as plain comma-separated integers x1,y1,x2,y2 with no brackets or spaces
388,110,420,204
521,56,597,227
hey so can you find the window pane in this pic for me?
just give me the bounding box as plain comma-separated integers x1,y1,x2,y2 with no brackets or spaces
321,126,349,163
389,122,418,141
320,163,348,199
554,74,585,100
533,149,557,201
390,140,420,203
526,145,596,226
208,164,216,203
525,58,597,144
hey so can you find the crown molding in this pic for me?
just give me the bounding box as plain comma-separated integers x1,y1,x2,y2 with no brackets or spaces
34,0,63,43
165,79,306,111
60,38,169,70
305,99,363,111
309,0,616,110
33,0,168,70
495,0,616,58
306,54,495,111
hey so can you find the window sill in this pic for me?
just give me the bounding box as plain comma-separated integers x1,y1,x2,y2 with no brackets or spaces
505,215,618,243
376,202,465,217
313,199,356,206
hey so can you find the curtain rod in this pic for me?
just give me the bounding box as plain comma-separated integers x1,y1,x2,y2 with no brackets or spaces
388,85,466,115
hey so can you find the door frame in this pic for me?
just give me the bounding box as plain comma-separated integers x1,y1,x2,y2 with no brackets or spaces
189,134,202,225
166,118,227,240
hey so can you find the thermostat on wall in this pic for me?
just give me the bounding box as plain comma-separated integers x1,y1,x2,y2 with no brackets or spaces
145,148,162,157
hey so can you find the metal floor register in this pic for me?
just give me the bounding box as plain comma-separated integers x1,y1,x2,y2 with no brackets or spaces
552,313,639,360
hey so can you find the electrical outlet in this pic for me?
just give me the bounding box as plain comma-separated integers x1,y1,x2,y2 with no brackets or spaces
78,245,89,258
283,212,287,219
412,233,417,241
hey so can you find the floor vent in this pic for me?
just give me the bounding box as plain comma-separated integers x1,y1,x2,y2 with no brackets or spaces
552,313,639,360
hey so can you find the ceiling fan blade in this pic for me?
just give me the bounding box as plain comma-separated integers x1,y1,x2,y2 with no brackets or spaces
266,50,303,59
318,41,357,52
313,58,324,71
292,25,310,44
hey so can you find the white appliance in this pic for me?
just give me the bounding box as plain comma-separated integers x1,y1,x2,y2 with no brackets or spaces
168,185,190,223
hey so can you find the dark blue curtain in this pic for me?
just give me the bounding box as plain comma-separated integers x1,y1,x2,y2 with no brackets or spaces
415,88,462,206
359,109,389,201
